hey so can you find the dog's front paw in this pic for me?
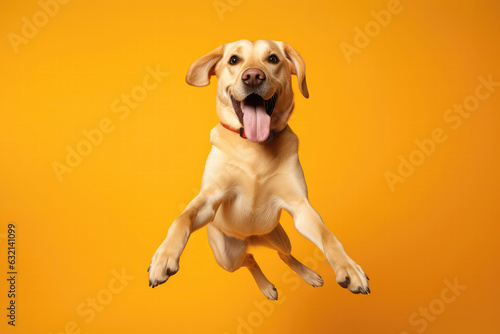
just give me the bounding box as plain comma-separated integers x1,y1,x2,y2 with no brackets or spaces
334,258,370,295
148,246,180,288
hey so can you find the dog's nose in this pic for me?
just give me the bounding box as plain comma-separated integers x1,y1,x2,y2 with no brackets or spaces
242,68,266,86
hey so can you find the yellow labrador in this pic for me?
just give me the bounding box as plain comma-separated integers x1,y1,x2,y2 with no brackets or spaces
148,39,370,299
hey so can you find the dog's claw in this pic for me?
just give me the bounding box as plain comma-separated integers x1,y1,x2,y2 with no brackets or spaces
355,287,368,295
149,276,170,288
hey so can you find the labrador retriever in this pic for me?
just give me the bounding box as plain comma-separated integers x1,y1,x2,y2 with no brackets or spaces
148,39,370,299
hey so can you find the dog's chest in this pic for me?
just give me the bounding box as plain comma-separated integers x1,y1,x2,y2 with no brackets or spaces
215,171,285,238
206,128,299,238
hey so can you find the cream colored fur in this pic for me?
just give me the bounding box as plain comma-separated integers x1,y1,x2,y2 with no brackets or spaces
148,39,370,299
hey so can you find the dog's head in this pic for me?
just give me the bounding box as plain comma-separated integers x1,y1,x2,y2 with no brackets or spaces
186,39,308,142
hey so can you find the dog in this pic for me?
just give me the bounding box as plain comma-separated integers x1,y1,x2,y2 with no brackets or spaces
148,39,370,299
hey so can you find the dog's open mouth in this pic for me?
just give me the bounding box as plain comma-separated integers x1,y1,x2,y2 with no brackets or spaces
231,93,278,142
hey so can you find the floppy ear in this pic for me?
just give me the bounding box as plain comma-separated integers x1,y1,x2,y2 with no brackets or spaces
185,45,225,87
282,42,309,98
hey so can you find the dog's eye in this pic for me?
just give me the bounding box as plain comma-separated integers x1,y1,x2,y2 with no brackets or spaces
268,55,279,64
229,56,239,65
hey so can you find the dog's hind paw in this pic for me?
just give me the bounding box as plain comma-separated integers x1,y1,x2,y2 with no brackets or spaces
261,283,278,300
304,270,324,288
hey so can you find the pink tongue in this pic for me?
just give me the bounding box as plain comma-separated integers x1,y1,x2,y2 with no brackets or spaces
242,104,270,142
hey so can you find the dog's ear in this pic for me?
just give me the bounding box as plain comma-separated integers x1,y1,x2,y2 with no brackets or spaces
282,42,309,98
186,45,225,87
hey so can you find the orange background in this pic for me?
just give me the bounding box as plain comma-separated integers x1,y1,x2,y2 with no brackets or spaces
1,0,499,333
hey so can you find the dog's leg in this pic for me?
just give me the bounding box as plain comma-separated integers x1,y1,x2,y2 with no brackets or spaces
251,223,323,288
278,254,324,288
243,254,278,300
207,224,278,300
207,223,248,272
287,199,370,294
148,189,224,288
